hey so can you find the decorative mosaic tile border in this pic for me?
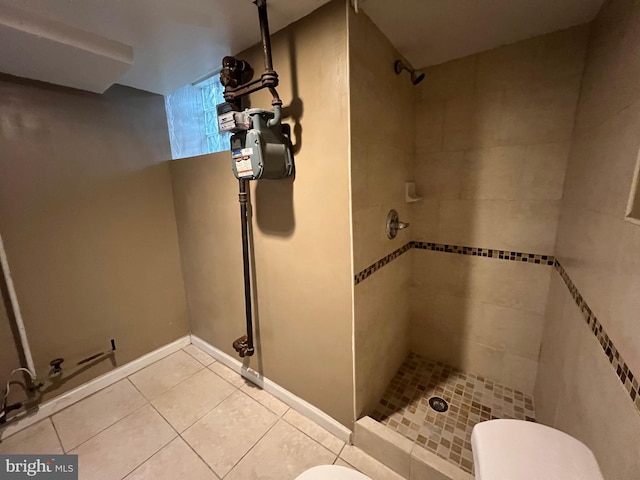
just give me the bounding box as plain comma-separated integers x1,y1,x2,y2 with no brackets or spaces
354,241,555,285
354,242,413,285
412,242,556,265
554,260,640,413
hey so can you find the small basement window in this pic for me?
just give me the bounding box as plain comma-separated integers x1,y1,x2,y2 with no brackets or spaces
165,75,230,159
626,150,640,225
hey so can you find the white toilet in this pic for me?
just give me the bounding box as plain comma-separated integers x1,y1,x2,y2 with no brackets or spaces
294,465,372,480
471,419,605,480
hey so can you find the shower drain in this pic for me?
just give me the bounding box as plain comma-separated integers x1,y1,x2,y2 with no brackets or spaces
428,396,449,413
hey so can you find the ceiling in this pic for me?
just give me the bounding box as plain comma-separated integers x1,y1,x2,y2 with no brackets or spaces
361,0,605,70
0,0,605,95
0,0,330,95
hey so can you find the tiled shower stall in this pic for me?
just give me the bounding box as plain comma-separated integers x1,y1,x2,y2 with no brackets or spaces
350,1,640,478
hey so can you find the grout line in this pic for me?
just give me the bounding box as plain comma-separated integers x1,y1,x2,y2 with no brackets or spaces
48,417,66,454
66,402,149,454
220,415,281,479
170,385,239,435
280,409,343,456
178,434,223,480
117,434,178,480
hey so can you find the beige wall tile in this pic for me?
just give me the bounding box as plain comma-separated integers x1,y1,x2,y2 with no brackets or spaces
610,221,640,373
411,199,439,241
537,10,640,469
182,391,278,477
461,146,527,200
437,199,560,253
415,151,464,200
419,56,477,104
129,350,203,400
534,274,570,424
355,254,411,416
415,100,444,152
412,250,465,295
565,101,640,218
464,256,552,315
225,420,336,480
52,379,146,451
124,438,217,480
71,404,176,480
500,354,539,393
0,419,62,454
576,4,640,132
151,368,236,432
555,206,621,328
551,305,640,479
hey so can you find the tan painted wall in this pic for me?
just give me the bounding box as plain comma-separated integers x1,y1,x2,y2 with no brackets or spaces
535,0,640,476
349,9,414,417
0,77,189,400
409,26,589,392
171,1,354,427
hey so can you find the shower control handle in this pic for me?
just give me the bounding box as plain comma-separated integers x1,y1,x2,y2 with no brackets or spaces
386,209,410,239
393,221,410,230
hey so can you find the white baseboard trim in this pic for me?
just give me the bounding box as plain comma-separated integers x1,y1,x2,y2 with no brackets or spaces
1,335,191,440
190,334,353,443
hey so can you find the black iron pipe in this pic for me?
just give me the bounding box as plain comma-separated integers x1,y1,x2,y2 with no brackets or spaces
255,0,273,72
238,179,255,356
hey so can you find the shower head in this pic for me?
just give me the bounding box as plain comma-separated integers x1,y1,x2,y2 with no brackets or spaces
394,60,425,86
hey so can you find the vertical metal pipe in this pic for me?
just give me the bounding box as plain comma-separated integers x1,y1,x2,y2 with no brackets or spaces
238,179,255,356
0,234,36,376
255,0,273,71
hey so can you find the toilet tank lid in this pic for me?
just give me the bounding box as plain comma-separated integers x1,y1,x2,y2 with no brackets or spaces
471,420,604,480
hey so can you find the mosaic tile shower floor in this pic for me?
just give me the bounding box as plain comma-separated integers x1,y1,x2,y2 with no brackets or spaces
371,353,536,474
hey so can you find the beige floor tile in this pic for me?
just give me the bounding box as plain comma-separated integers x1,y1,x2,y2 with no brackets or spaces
71,404,176,480
182,390,277,478
225,420,336,480
208,361,246,388
241,382,289,416
183,345,216,366
129,350,203,400
340,445,405,480
52,379,146,451
0,419,63,454
124,437,216,480
283,409,345,454
151,368,236,432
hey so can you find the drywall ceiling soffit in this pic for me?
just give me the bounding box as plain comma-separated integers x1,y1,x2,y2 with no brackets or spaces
360,0,605,69
0,0,330,95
